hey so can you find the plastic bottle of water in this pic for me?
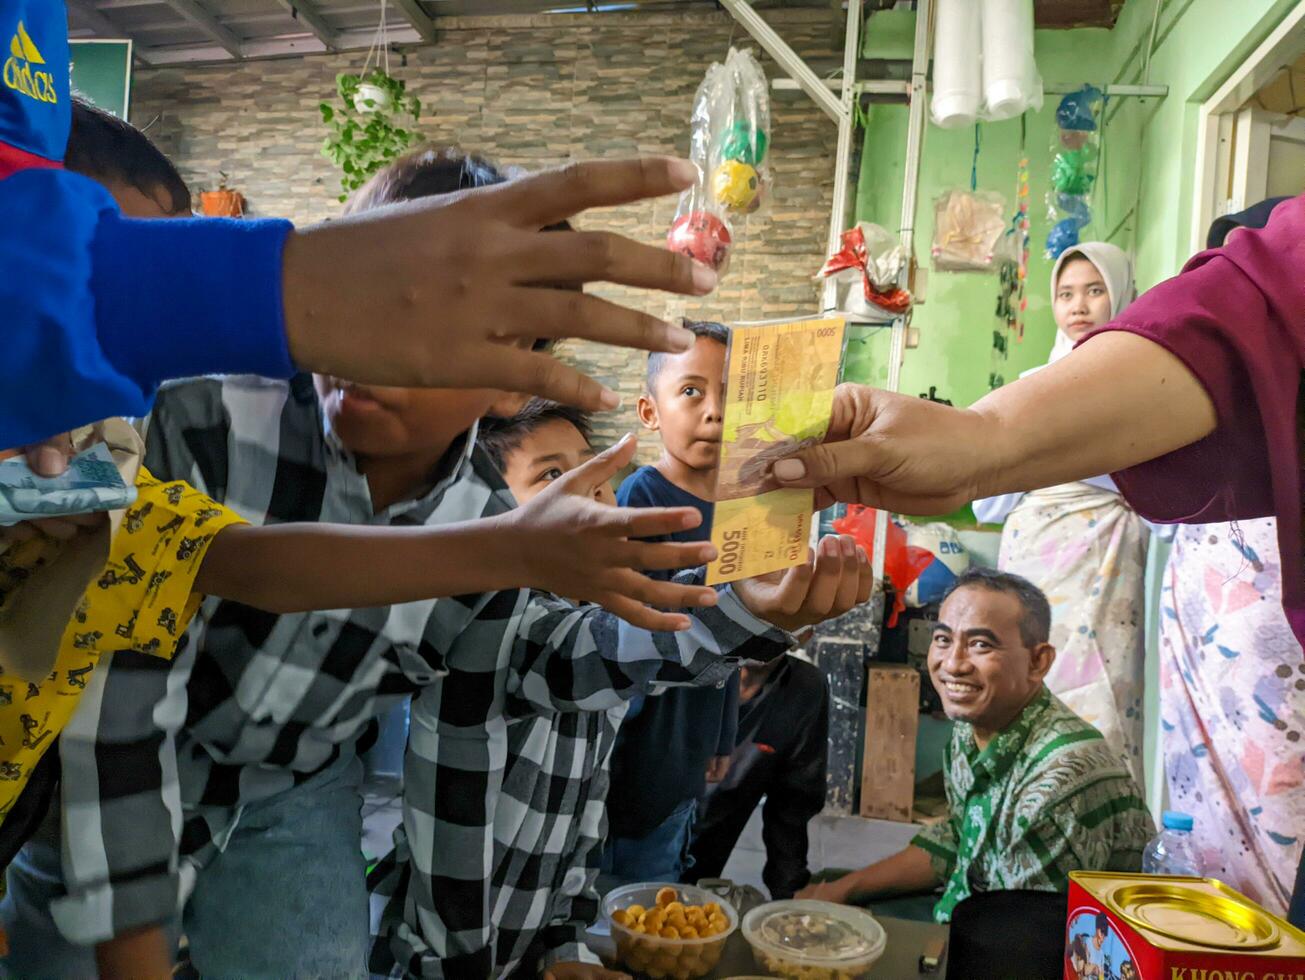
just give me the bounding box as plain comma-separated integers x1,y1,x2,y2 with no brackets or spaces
1142,811,1203,876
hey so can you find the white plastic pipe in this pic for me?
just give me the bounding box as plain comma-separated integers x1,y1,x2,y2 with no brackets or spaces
981,0,1043,121
930,0,982,128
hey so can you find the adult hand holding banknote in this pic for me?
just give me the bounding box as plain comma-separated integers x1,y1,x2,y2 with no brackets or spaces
706,316,848,585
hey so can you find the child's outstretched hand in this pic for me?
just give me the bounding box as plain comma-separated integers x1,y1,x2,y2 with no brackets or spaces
733,533,873,633
505,434,719,632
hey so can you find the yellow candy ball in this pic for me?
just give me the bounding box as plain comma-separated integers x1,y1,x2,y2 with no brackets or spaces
712,160,760,211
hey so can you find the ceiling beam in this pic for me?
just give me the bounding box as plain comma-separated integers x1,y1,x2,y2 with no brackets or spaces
157,0,244,59
272,0,339,51
66,0,131,39
390,0,437,44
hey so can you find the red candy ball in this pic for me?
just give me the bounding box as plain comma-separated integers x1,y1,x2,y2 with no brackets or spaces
666,211,732,271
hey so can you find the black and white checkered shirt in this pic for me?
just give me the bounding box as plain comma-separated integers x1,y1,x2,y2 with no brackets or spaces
368,701,627,978
53,374,790,970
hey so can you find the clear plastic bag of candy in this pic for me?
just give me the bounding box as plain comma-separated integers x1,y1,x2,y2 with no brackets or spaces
1045,85,1103,257
666,47,772,276
931,188,1008,272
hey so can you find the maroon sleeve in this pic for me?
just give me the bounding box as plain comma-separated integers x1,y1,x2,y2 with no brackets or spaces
1082,193,1305,644
1082,198,1305,524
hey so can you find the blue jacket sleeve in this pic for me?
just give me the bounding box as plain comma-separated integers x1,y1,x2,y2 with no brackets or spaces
0,168,295,448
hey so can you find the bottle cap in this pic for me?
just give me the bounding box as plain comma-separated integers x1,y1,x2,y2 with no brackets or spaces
1162,810,1194,831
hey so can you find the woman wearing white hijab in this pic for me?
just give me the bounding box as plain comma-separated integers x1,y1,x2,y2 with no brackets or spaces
973,242,1148,783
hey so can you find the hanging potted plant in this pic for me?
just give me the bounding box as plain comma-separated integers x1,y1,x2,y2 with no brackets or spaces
200,171,244,217
319,4,421,202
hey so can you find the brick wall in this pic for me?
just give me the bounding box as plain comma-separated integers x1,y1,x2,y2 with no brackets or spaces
130,10,840,458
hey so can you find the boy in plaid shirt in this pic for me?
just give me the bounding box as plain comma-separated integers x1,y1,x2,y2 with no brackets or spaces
20,150,870,979
368,401,869,978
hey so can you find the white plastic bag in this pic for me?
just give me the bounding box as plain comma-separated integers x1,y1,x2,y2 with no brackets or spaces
931,189,1008,272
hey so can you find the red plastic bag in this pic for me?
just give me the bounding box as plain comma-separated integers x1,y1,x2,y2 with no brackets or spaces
818,224,912,315
831,505,933,627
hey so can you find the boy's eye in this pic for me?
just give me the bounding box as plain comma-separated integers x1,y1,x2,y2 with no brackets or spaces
538,467,564,483
681,385,703,397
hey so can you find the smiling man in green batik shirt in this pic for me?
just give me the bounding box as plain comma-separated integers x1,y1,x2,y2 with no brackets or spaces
799,567,1153,922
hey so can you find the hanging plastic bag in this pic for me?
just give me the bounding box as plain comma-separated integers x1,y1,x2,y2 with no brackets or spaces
666,48,772,276
831,506,933,628
932,188,1008,272
901,521,971,607
817,222,911,322
1045,85,1103,258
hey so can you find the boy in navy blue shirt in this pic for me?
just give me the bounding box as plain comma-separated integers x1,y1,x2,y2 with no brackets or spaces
602,322,737,886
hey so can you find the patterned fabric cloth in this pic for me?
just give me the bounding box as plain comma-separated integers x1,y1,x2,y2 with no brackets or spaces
0,468,243,824
368,702,628,978
52,374,790,955
999,481,1149,782
912,686,1153,923
1159,518,1305,916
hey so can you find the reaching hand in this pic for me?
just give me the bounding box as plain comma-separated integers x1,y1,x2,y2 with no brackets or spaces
705,754,731,783
508,434,719,632
733,533,873,634
542,963,631,980
283,157,718,411
771,384,991,514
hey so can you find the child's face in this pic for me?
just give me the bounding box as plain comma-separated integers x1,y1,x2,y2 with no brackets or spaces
501,419,615,506
637,338,726,473
314,377,506,460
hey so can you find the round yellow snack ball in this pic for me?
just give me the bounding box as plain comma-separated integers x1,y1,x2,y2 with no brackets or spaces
663,900,685,915
712,159,760,211
611,908,630,927
626,904,646,920
655,886,679,908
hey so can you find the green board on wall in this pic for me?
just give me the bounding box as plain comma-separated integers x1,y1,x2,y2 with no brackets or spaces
69,40,132,119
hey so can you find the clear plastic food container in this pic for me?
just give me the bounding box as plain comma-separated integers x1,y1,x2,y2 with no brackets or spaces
604,882,739,979
741,900,887,980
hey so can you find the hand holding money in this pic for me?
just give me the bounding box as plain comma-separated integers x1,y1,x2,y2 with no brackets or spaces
0,443,137,529
706,316,846,584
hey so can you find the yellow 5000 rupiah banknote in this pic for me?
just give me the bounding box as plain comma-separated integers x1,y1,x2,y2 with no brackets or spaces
706,316,846,585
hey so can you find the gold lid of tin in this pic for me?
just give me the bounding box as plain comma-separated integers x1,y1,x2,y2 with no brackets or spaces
1069,873,1305,955
1107,881,1279,951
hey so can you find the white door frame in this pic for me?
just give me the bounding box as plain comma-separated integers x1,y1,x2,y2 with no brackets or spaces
1190,3,1305,255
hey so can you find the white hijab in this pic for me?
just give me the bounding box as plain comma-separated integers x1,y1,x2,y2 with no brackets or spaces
1043,241,1137,365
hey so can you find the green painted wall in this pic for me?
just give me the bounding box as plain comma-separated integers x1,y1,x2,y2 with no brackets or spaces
1105,0,1300,289
848,15,1118,406
854,0,1302,809
848,0,1302,406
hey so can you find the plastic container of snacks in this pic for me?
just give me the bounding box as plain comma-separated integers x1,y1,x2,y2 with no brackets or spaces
605,882,739,979
741,900,887,980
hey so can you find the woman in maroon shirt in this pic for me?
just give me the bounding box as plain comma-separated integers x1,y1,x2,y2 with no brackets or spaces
772,192,1305,923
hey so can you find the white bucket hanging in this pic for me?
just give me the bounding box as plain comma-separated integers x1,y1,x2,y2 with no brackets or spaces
930,0,982,129
980,0,1043,121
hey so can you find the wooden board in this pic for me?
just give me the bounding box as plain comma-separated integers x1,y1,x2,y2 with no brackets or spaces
859,664,920,822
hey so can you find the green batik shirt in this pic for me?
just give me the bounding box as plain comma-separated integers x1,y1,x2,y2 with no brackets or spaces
912,685,1154,923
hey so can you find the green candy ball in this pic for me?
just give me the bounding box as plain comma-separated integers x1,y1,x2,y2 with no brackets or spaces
721,120,768,165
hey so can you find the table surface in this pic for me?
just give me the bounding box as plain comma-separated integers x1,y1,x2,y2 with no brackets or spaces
592,915,950,979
